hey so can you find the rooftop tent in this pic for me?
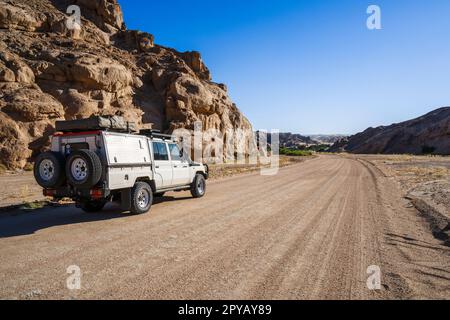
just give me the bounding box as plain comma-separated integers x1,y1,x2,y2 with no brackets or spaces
55,116,137,133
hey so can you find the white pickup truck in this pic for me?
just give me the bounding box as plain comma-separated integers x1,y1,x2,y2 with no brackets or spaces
33,117,209,214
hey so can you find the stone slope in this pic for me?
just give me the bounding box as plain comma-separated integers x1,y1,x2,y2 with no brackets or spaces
330,107,450,155
0,0,253,169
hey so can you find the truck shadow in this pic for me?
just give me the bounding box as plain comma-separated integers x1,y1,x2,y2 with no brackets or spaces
0,195,192,239
153,195,193,204
0,204,125,238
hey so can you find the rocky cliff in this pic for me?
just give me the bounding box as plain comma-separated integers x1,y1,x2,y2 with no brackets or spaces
0,0,253,169
329,107,450,155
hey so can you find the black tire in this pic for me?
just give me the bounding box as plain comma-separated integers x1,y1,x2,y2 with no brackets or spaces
130,182,153,214
154,192,165,198
190,174,206,198
66,149,102,188
80,200,107,213
34,152,66,188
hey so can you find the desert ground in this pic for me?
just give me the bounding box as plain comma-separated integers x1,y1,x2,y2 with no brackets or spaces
0,154,448,299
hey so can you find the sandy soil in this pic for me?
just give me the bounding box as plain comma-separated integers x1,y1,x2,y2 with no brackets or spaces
0,156,311,209
354,155,450,246
356,155,449,210
0,155,448,300
0,172,45,208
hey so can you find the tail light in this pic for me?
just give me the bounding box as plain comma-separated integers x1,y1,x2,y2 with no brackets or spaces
90,188,104,199
43,189,56,197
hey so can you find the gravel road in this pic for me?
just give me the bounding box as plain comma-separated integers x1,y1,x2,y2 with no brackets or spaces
0,155,448,299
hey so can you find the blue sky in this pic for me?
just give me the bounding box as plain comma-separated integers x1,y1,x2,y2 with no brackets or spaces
121,0,450,134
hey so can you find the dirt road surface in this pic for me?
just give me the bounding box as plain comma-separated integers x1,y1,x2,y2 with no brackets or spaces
0,155,449,299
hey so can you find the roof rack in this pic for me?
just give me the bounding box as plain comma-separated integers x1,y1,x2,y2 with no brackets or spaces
139,129,175,141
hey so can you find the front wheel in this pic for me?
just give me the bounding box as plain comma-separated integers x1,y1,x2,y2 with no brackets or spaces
130,182,153,214
190,174,206,198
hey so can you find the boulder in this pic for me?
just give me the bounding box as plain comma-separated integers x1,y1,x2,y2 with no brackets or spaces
2,86,64,121
66,54,133,92
0,51,35,84
0,62,16,82
0,112,31,169
179,51,211,81
75,0,125,31
0,1,45,31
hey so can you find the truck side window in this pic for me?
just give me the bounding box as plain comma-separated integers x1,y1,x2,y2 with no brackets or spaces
152,142,169,161
169,144,182,161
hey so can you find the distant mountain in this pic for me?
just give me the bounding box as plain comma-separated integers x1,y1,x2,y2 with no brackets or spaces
279,133,318,148
262,132,318,149
309,135,348,145
329,107,450,155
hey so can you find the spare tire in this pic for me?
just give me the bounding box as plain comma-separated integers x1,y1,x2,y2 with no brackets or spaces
66,149,102,188
34,152,66,188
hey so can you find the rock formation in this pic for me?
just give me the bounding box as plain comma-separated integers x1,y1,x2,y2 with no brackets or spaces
329,107,450,155
0,0,254,169
309,135,347,145
277,133,318,148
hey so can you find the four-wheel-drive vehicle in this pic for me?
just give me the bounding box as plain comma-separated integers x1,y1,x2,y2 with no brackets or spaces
33,116,209,214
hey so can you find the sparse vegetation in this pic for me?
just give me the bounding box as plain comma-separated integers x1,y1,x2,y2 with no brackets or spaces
19,201,48,211
305,144,330,152
0,164,6,174
23,162,34,172
208,155,313,179
280,148,313,157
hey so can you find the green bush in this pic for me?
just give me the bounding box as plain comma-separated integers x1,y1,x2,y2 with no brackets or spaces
306,144,330,152
20,201,47,211
280,148,313,157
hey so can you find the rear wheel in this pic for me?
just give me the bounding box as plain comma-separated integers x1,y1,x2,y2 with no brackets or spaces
190,174,206,198
34,152,65,188
66,150,102,188
130,182,153,214
80,200,107,213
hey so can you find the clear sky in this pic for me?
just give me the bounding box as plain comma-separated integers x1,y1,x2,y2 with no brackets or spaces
121,0,450,134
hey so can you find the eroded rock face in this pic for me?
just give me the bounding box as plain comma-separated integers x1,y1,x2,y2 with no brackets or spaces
0,0,254,169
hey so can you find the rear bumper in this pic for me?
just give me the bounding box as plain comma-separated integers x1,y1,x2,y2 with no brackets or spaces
43,186,111,201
